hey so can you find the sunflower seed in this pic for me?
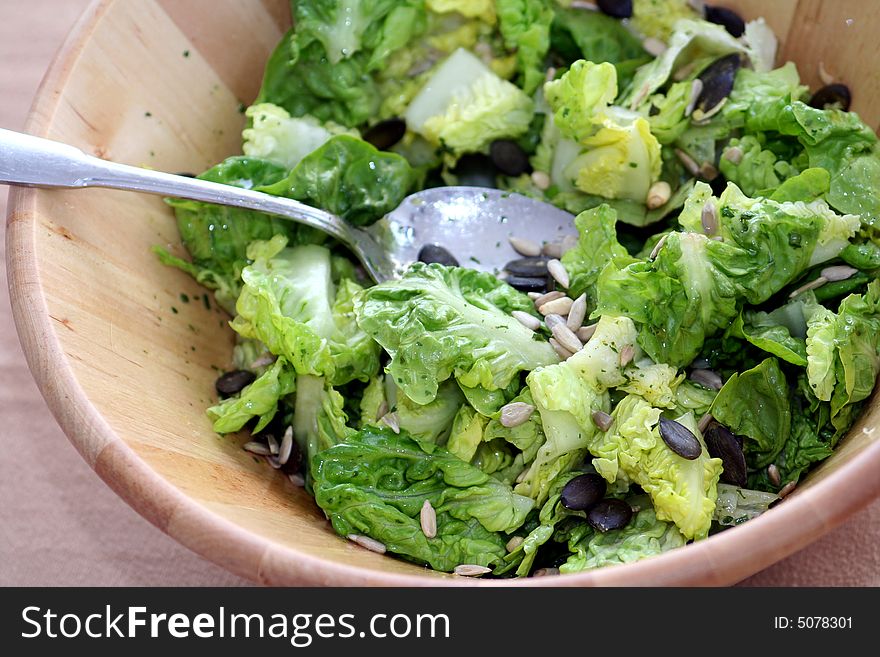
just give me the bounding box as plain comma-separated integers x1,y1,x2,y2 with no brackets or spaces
768,463,781,487
506,536,524,552
789,276,828,299
266,434,279,455
348,534,387,554
534,290,565,307
577,324,597,342
454,564,491,577
566,294,588,331
376,400,388,421
592,410,613,432
561,234,579,256
500,402,536,427
380,412,400,434
539,296,574,316
675,148,702,177
697,413,713,434
266,455,283,469
512,310,541,331
619,344,635,367
544,313,567,331
646,180,672,209
420,500,437,538
821,265,858,282
778,481,797,499
288,473,306,487
550,338,575,360
250,354,278,368
722,146,743,165
692,97,728,123
685,78,704,117
243,441,271,456
552,323,583,353
570,0,599,10
509,236,542,257
673,60,698,82
278,426,294,465
527,292,542,300
658,417,703,460
541,241,563,259
818,60,836,86
648,233,669,261
690,368,723,390
531,170,551,190
701,200,718,235
699,162,719,180
547,259,570,288
516,464,532,484
642,37,667,57
532,567,561,577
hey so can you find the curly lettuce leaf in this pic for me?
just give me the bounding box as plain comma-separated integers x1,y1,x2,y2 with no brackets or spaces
728,308,808,367
544,60,618,143
550,7,650,90
260,135,414,226
159,156,300,313
561,204,629,300
589,395,722,539
207,357,296,434
312,426,534,571
242,103,356,169
396,379,465,451
354,263,558,405
710,358,791,469
230,236,380,385
497,0,553,94
561,506,687,573
405,48,534,156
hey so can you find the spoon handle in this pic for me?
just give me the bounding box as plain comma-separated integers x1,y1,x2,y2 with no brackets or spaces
0,128,355,245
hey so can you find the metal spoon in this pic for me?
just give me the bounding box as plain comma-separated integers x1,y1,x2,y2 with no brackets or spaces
0,128,576,282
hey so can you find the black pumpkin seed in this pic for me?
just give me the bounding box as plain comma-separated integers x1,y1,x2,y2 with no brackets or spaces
704,5,746,37
696,54,741,116
560,474,607,511
587,498,633,532
504,256,551,277
451,153,498,188
215,370,256,397
658,417,703,460
809,83,852,112
418,244,459,267
597,0,633,19
506,275,550,293
363,118,407,151
703,422,747,486
490,140,531,177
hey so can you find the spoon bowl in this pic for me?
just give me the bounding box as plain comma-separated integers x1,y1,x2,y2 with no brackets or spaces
0,128,575,282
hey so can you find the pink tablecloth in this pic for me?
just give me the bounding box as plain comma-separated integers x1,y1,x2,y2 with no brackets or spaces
1,0,878,587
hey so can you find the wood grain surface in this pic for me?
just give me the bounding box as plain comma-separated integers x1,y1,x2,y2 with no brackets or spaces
1,0,878,586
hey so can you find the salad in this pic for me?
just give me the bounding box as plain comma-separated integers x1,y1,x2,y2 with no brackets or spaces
156,0,880,578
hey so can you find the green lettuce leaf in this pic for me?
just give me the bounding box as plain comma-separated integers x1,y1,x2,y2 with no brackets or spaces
293,373,355,473
354,263,558,405
588,395,722,539
550,7,650,90
395,379,465,451
710,358,791,469
311,426,535,571
728,309,808,366
230,236,380,385
260,135,414,226
207,357,296,434
561,506,687,573
405,47,534,156
561,204,629,300
713,484,778,526
497,0,554,94
630,0,701,41
159,156,300,313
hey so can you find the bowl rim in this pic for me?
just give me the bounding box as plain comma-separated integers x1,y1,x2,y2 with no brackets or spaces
7,0,880,586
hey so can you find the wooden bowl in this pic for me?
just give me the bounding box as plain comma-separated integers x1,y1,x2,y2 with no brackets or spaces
7,0,880,586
